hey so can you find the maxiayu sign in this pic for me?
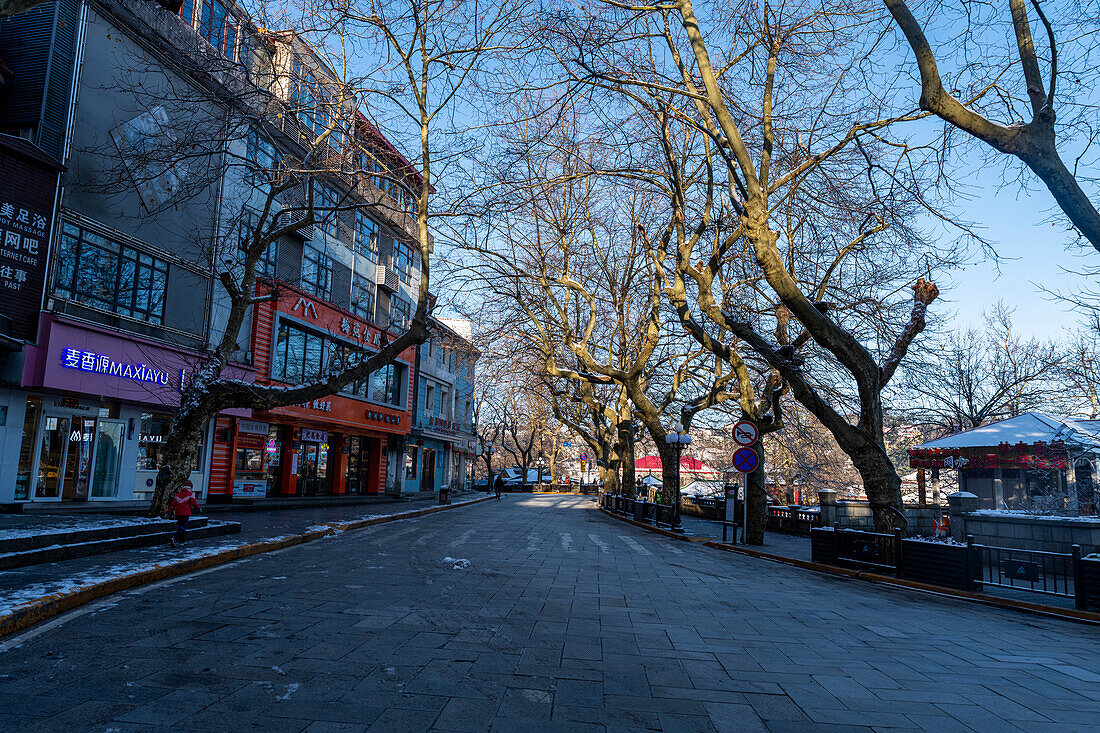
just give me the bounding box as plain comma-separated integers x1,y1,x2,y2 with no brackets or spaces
61,347,184,388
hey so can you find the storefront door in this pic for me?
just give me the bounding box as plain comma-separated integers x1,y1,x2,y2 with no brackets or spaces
347,436,364,495
35,414,96,501
297,441,330,495
90,420,126,499
421,448,436,492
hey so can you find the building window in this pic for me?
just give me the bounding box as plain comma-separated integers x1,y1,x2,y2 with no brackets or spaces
315,184,338,240
390,296,411,331
239,208,276,278
54,222,168,325
292,59,343,147
371,362,404,406
352,272,375,322
425,384,435,416
200,0,236,60
137,413,201,471
246,131,278,191
354,212,378,262
394,240,415,284
272,321,329,383
179,0,195,26
301,243,331,299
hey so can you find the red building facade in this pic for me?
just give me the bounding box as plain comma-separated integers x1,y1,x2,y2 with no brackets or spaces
208,282,415,500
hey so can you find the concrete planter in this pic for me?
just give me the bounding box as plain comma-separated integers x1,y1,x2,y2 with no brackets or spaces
899,539,977,591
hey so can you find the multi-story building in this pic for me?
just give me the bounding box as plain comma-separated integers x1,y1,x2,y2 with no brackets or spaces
405,318,478,494
0,0,425,505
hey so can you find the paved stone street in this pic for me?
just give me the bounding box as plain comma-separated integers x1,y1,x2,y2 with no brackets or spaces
1,495,1098,732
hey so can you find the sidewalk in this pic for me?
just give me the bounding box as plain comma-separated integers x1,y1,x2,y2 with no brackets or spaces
679,513,813,561
679,513,1079,611
0,492,478,617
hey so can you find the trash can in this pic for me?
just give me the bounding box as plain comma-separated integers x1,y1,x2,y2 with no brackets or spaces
439,486,451,505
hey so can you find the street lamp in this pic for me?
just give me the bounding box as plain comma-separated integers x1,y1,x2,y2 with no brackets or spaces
664,420,691,533
486,444,496,493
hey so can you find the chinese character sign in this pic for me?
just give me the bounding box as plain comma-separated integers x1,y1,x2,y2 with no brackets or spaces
0,138,63,340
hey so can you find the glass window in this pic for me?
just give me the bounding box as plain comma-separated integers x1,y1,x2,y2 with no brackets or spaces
137,412,201,471
370,362,404,406
315,184,338,240
354,212,378,261
239,208,276,278
394,240,414,284
292,59,344,147
54,222,168,324
352,272,375,322
179,0,194,26
199,0,235,60
246,131,278,191
390,297,411,331
301,243,331,299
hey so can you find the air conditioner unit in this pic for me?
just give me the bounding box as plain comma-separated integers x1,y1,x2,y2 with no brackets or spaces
275,210,314,241
376,263,399,293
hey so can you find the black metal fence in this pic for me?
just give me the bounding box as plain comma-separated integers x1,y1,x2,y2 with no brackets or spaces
810,525,1098,611
973,543,1081,600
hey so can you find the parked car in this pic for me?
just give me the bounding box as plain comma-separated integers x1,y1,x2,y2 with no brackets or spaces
499,468,551,487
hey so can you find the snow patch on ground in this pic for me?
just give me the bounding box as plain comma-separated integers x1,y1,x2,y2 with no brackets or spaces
443,556,471,569
0,516,165,541
0,540,246,616
971,510,1100,523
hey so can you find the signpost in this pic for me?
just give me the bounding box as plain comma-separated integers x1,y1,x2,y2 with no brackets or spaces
732,420,759,447
730,425,759,544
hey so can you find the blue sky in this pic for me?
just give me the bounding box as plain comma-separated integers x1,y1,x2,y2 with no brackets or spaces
934,169,1088,342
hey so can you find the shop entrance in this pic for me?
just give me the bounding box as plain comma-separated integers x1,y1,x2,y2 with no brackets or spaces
420,448,436,492
297,437,329,495
24,399,125,501
346,436,376,495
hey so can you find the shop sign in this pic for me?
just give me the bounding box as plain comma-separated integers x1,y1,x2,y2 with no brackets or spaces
61,347,182,387
366,408,401,425
0,137,62,341
265,438,278,454
233,479,268,498
238,419,269,435
909,442,1068,470
302,428,327,442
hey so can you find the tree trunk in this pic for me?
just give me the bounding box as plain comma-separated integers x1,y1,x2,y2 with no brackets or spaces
851,448,905,533
149,406,213,517
619,419,636,498
744,439,768,545
655,438,680,510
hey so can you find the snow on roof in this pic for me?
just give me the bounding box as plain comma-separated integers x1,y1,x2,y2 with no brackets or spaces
913,412,1100,452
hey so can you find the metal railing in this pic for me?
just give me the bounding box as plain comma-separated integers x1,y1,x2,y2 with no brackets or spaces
834,526,902,572
766,505,820,535
972,541,1082,601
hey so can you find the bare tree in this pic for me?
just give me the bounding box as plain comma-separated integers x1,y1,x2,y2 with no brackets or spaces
539,0,969,531
897,304,1062,433
884,0,1100,252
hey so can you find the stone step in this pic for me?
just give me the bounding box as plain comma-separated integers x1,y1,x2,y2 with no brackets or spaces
0,519,240,570
0,516,210,554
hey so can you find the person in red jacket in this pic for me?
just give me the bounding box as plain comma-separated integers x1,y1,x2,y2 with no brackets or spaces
170,480,202,547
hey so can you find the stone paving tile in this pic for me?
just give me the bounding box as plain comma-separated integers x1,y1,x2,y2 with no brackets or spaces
1,495,1099,732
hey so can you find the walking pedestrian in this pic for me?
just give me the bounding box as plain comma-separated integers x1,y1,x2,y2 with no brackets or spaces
493,474,504,500
170,480,202,547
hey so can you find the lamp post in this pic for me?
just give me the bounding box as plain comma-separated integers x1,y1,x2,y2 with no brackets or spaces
486,445,495,494
664,421,691,533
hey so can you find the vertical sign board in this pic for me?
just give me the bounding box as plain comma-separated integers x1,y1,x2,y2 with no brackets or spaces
0,136,65,341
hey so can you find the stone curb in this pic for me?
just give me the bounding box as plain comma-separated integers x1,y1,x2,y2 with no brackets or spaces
0,496,494,639
598,506,1100,625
